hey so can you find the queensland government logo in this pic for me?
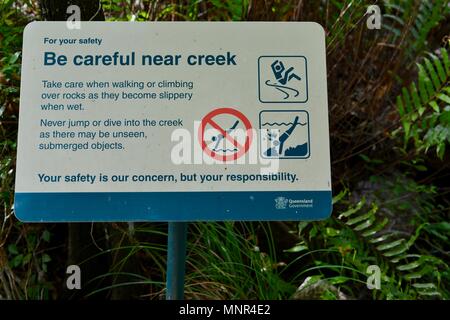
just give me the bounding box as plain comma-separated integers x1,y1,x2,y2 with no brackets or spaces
274,196,289,209
274,196,314,210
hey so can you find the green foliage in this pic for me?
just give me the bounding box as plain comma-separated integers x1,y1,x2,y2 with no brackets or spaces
325,0,367,52
337,197,445,297
203,0,249,21
0,3,25,120
1,0,449,301
4,226,55,299
396,48,450,159
186,222,294,299
286,176,449,300
80,222,294,299
383,0,449,55
102,0,250,21
78,223,167,298
0,1,27,300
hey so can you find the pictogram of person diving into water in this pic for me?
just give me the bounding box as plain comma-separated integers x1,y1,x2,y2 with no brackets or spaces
265,60,302,99
211,120,240,152
265,116,301,157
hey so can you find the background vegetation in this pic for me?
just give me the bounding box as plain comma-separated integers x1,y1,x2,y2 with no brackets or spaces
0,0,449,300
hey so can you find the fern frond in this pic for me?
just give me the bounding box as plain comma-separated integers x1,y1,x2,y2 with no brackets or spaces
337,197,445,297
383,0,449,55
396,48,450,159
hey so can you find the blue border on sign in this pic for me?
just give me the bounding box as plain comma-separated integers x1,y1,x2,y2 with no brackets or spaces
14,191,332,222
259,110,311,159
257,55,309,103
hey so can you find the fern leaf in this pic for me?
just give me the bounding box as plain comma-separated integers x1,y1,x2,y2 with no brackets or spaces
369,233,395,244
417,64,431,102
383,244,408,257
410,83,424,116
376,238,405,251
442,48,450,73
401,87,413,113
345,204,377,226
428,100,440,113
353,218,374,231
429,53,447,82
338,198,365,219
424,57,440,91
437,93,450,104
396,260,421,271
361,217,389,237
390,253,422,264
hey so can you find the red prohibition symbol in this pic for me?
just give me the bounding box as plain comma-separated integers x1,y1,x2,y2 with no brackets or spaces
199,108,253,162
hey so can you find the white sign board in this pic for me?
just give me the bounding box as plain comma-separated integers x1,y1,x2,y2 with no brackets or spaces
15,22,332,221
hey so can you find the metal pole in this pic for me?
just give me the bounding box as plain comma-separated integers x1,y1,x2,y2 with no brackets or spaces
166,222,188,300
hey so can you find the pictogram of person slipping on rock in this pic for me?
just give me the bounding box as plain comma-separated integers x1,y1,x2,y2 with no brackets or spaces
265,60,302,99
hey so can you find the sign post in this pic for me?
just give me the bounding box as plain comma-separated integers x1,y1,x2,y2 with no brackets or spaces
15,22,332,298
166,222,188,300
